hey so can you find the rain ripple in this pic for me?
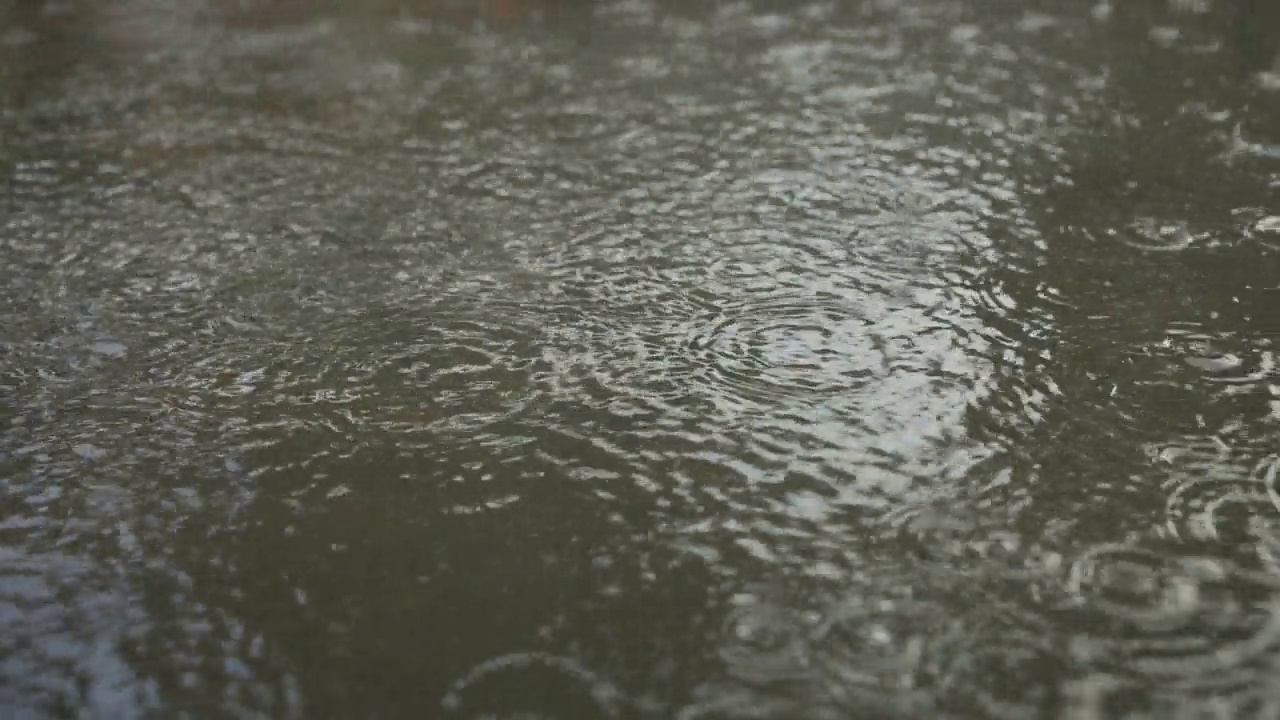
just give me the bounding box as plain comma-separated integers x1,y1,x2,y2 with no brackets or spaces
684,298,885,407
1161,444,1280,568
1060,541,1280,718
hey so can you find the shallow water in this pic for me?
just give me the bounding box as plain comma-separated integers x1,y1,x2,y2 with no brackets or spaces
1,0,1279,717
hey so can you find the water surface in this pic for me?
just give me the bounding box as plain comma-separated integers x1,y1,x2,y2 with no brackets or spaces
2,0,1279,717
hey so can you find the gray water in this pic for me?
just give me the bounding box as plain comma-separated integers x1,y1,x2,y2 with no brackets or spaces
1,0,1279,717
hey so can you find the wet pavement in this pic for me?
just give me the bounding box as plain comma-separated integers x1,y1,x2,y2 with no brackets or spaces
1,0,1279,717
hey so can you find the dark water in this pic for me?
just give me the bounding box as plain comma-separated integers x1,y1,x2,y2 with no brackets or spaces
1,0,1279,717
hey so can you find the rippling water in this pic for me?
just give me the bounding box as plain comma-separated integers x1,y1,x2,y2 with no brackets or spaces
2,0,1279,717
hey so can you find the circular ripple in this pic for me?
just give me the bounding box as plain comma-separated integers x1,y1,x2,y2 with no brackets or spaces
1163,331,1276,389
349,286,563,437
1063,541,1280,697
718,591,816,685
938,616,1063,720
440,652,624,719
686,300,885,405
1065,543,1205,631
684,587,945,720
1109,217,1201,252
1164,455,1280,544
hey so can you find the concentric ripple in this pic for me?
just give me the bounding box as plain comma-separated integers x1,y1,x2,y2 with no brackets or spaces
1061,540,1280,714
1164,453,1280,546
1160,328,1277,395
678,582,944,720
441,653,625,719
686,299,885,406
1108,216,1203,252
1065,544,1210,632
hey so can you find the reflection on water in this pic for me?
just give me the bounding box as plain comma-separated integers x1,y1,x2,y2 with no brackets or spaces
2,0,1279,717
